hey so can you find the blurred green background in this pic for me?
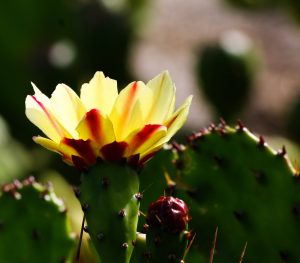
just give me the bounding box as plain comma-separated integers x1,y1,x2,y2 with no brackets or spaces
2,0,300,192
2,0,300,182
2,0,300,261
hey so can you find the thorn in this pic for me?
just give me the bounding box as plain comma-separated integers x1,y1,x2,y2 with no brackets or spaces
168,254,176,261
209,227,218,263
155,214,162,224
142,224,149,233
73,187,81,198
101,177,110,188
183,232,196,260
61,208,68,214
258,136,265,147
23,176,35,185
118,209,126,218
187,131,203,143
154,236,161,246
139,210,147,218
209,123,216,132
97,233,104,241
238,242,247,263
233,211,246,222
31,228,40,240
173,159,184,170
164,171,176,193
279,251,289,262
292,204,300,216
132,240,137,246
11,191,21,200
13,180,22,189
184,231,193,241
135,192,143,201
236,120,245,131
277,146,286,157
219,127,226,136
171,141,184,152
121,243,128,249
76,213,86,261
220,118,226,127
214,156,225,168
83,226,89,233
2,182,16,193
81,203,89,212
143,252,152,260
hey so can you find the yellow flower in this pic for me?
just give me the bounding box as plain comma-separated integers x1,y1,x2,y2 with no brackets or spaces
25,71,192,169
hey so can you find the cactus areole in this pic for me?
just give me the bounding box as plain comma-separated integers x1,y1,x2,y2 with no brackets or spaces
147,196,189,234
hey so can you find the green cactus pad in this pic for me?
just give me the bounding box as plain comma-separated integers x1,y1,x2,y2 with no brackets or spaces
78,161,140,263
0,177,74,263
175,123,300,262
144,227,188,263
129,232,146,263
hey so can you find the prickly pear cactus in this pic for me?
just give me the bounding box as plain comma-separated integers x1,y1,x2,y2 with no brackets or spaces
129,232,146,263
144,196,190,263
76,161,140,263
176,123,300,262
0,177,74,263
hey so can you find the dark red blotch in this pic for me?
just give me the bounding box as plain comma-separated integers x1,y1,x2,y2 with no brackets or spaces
147,196,189,234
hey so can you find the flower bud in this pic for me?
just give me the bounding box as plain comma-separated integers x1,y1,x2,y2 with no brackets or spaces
147,196,189,234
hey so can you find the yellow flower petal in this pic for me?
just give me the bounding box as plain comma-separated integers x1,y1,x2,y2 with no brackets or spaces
80,71,118,115
145,71,176,123
76,109,116,148
50,84,86,138
164,95,193,141
124,124,167,156
33,136,61,153
110,81,153,141
140,95,193,159
26,83,70,142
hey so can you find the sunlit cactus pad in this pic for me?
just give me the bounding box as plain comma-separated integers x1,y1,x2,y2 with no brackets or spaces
0,177,74,263
175,123,300,262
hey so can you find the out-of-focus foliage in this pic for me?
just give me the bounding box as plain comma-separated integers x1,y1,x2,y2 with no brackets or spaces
0,116,31,184
224,0,279,9
285,95,300,144
223,0,300,26
282,0,300,25
0,0,139,147
195,31,260,122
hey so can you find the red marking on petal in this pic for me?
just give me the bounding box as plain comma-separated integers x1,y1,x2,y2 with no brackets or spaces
31,95,62,136
101,141,128,162
139,151,158,165
86,109,102,143
63,138,96,165
165,114,178,129
123,81,138,119
130,124,163,151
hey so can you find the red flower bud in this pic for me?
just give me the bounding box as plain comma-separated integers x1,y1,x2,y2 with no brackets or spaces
147,196,190,234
